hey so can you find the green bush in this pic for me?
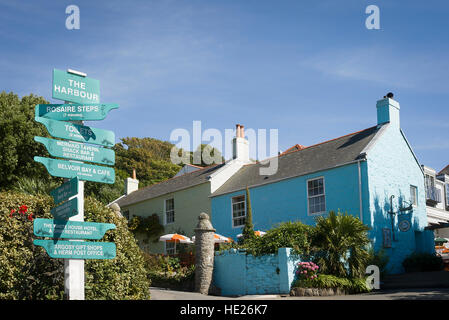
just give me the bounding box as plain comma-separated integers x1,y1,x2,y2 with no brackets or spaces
293,274,370,294
228,221,313,256
367,248,390,277
144,253,195,291
402,252,444,273
0,191,150,300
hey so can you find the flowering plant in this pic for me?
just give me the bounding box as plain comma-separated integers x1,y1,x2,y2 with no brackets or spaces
9,204,33,221
296,261,319,281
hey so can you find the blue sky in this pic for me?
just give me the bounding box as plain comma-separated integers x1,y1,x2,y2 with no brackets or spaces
0,0,448,171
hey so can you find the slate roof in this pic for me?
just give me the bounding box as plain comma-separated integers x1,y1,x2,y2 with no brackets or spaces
211,125,381,197
116,163,224,207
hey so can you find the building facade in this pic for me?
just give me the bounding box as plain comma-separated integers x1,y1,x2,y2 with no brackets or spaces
211,96,434,274
110,124,253,254
423,165,449,238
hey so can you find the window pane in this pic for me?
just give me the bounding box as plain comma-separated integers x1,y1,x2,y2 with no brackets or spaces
165,198,175,224
308,178,325,214
410,186,417,205
166,199,174,211
308,178,324,196
232,195,246,227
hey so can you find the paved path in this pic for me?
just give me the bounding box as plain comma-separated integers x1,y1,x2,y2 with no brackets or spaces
150,287,449,300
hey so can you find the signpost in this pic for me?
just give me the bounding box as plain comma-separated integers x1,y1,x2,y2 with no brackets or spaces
34,156,115,184
35,136,115,165
52,69,100,104
33,239,116,259
33,69,119,300
35,116,115,147
50,177,79,204
34,218,116,240
50,197,78,220
35,103,119,121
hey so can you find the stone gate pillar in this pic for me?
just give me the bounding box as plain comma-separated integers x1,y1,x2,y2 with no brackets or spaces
194,212,216,294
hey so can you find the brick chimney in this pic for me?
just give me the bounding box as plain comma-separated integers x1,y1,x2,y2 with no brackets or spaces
232,124,250,163
125,169,139,195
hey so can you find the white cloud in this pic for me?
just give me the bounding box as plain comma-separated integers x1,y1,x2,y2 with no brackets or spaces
300,45,449,94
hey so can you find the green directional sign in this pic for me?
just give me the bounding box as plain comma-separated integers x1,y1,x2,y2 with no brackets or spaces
53,69,100,104
34,239,116,260
35,136,115,165
34,156,115,184
34,218,116,240
35,116,115,147
35,103,118,121
50,177,78,204
51,197,78,220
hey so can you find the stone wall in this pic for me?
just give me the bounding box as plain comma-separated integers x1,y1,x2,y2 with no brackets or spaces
213,247,300,296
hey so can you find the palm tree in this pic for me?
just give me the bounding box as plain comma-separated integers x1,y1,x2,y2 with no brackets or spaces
312,210,371,278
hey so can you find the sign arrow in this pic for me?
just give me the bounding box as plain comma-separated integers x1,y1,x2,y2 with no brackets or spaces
35,103,118,121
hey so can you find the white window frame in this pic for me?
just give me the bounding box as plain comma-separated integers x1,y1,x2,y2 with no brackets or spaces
410,185,418,207
164,198,175,225
165,241,176,255
231,195,246,228
307,176,326,215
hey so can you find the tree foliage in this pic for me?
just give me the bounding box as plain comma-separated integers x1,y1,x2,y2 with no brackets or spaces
114,137,181,187
241,186,255,242
0,92,57,190
190,144,225,167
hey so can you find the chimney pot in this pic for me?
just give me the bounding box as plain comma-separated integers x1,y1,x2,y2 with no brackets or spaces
132,169,136,180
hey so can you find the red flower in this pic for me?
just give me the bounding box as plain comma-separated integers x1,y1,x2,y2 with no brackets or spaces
27,213,33,221
9,209,15,218
19,205,28,214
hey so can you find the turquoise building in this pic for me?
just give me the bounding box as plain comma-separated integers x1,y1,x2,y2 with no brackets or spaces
211,95,434,274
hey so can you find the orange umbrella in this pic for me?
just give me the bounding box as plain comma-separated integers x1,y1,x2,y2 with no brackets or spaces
192,233,233,244
159,233,193,244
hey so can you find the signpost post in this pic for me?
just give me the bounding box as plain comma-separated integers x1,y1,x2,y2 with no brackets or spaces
33,69,118,300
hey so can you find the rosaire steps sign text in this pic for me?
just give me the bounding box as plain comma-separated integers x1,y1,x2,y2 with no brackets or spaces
35,103,118,121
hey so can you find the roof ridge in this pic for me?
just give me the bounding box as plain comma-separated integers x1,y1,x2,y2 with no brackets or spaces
126,162,221,196
243,125,377,168
294,125,377,153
